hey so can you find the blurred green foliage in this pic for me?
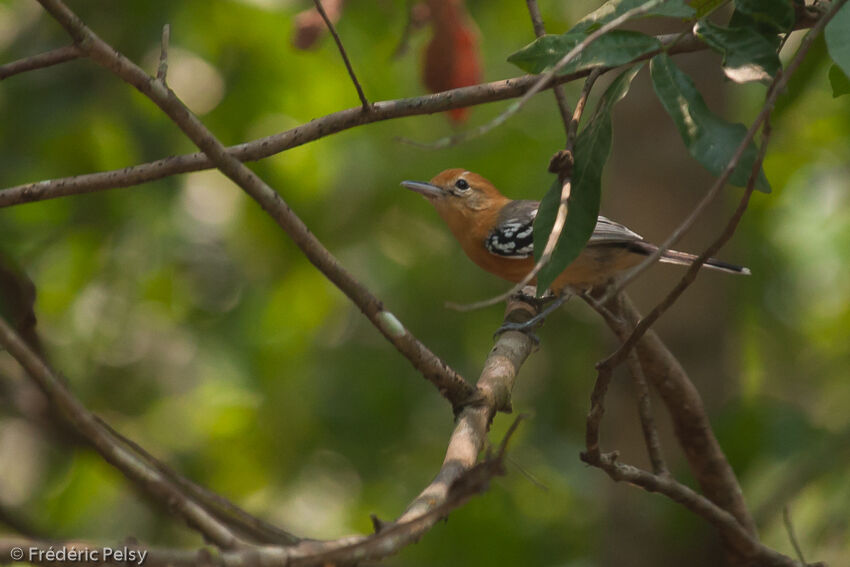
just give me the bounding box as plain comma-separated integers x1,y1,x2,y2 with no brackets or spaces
1,1,849,565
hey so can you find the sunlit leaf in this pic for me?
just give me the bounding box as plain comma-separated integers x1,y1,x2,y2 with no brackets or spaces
533,66,642,295
829,64,850,97
577,0,695,30
825,0,850,77
695,20,780,83
649,53,771,192
508,30,659,75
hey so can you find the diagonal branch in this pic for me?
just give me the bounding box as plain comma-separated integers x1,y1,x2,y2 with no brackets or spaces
0,44,82,80
313,0,369,110
33,0,474,409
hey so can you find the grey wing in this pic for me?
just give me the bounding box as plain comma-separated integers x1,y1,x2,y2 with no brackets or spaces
588,215,644,245
485,200,538,259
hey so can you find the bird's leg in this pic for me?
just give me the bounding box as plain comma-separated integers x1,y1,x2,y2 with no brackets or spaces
494,289,574,340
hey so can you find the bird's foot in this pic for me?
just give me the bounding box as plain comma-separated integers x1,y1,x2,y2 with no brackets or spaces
493,291,573,342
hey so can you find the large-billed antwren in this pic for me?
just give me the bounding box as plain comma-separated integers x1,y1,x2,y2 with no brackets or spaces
402,168,749,293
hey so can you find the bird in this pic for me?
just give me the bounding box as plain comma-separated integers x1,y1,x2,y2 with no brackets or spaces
401,168,750,295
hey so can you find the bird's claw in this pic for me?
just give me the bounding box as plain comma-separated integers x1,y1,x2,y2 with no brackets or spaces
493,320,541,344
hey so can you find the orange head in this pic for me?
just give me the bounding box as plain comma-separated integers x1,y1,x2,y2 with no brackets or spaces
401,168,508,227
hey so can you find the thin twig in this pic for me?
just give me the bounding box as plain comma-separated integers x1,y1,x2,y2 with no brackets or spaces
525,0,572,134
626,350,668,476
0,44,83,80
580,452,799,566
600,91,776,371
597,0,846,307
313,0,369,110
419,0,668,149
156,24,170,82
782,506,808,566
0,32,726,209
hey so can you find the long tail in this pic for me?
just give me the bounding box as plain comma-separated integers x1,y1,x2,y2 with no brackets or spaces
628,242,751,275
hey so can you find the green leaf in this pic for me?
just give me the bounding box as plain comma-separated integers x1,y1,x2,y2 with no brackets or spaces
692,0,731,19
825,0,850,77
732,0,794,33
508,30,660,75
533,66,642,295
649,53,771,192
695,20,781,83
577,0,695,31
829,64,850,97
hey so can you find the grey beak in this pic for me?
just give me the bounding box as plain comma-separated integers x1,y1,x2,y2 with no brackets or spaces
401,180,443,199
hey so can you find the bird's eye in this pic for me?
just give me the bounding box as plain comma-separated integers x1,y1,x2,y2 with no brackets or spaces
455,179,470,191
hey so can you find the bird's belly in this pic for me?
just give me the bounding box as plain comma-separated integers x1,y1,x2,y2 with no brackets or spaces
468,245,643,292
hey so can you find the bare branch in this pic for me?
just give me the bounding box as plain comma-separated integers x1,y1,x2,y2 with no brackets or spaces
0,45,82,80
587,291,758,535
312,0,369,110
580,452,800,566
625,350,668,476
0,314,250,549
33,0,474,409
156,24,170,82
0,32,715,209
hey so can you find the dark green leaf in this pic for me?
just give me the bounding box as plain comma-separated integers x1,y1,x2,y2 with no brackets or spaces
825,0,850,77
649,53,771,192
695,20,781,83
829,64,850,97
692,0,730,19
508,30,659,75
577,0,695,31
533,66,642,295
733,0,794,33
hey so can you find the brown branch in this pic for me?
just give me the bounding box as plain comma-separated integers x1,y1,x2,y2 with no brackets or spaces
401,297,538,521
0,45,82,80
524,0,572,136
312,0,369,110
0,32,715,209
0,314,250,550
33,0,475,410
625,350,668,476
599,0,846,307
588,291,758,535
579,452,800,567
156,24,170,82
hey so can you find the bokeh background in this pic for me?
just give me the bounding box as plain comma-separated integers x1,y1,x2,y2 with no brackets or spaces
1,0,848,565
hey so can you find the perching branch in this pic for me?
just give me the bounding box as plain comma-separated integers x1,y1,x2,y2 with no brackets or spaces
0,295,538,567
